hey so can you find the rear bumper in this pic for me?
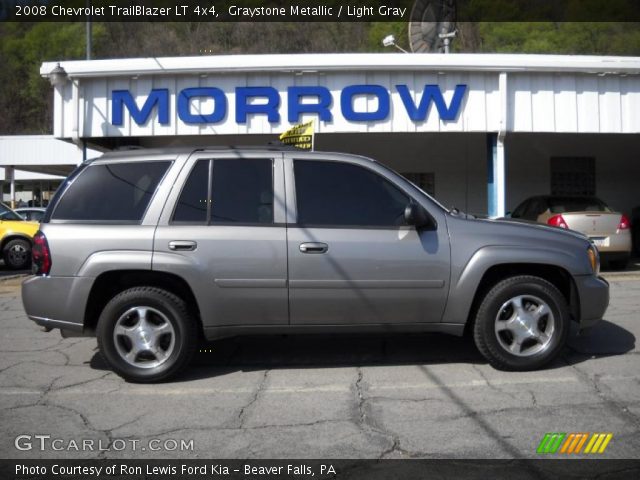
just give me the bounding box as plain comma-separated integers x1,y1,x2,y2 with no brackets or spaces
594,230,632,254
574,274,609,329
21,275,93,332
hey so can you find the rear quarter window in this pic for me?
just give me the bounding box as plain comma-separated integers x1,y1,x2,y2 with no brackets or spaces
549,197,610,213
51,161,171,222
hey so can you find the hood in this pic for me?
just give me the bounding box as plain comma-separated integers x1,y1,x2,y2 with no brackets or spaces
446,213,592,254
486,217,590,241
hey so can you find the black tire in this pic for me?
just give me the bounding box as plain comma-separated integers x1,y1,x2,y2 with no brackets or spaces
473,275,570,371
3,238,31,270
96,287,198,383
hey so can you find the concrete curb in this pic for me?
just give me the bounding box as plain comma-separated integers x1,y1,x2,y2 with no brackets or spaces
0,274,28,283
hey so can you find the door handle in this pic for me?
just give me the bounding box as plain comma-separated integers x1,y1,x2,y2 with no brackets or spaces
299,242,328,254
169,240,197,251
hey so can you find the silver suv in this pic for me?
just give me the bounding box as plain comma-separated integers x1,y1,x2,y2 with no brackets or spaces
22,147,609,382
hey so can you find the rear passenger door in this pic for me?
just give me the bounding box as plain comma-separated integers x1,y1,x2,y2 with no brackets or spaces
153,153,288,330
285,156,450,326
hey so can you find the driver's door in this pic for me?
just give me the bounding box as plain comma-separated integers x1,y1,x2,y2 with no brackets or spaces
286,157,450,326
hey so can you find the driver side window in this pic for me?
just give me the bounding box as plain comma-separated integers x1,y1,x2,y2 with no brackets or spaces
293,160,410,228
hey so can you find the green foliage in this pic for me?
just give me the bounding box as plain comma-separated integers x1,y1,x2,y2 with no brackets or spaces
0,22,106,133
1,20,640,134
477,22,640,55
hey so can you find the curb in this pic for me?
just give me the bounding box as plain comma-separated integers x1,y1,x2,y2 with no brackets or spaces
0,274,29,283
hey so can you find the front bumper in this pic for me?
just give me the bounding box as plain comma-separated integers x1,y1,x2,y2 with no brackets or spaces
21,275,93,332
574,274,609,329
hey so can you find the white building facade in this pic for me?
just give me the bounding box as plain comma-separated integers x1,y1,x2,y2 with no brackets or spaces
0,136,101,207
39,53,640,218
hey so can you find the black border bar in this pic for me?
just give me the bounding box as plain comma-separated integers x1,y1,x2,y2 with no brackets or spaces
2,1,640,22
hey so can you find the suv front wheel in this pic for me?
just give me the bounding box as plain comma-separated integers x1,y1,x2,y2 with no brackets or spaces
97,287,198,382
473,275,570,371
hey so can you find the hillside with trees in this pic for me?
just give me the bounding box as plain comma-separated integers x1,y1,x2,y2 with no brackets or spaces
1,21,639,134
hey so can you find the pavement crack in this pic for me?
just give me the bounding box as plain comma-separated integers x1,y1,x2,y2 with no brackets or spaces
561,354,640,428
352,367,406,459
236,369,269,428
471,364,518,400
51,372,113,392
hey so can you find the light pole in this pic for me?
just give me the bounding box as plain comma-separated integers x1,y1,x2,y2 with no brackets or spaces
86,0,92,60
438,29,457,54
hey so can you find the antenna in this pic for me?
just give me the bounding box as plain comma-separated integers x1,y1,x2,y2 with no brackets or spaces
408,0,457,53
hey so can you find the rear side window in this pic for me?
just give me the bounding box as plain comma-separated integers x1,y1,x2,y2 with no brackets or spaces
294,160,409,227
211,159,273,224
173,160,209,223
172,158,274,225
52,161,170,222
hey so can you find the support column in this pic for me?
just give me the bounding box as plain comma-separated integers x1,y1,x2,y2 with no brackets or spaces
6,166,15,209
488,71,508,218
487,133,506,218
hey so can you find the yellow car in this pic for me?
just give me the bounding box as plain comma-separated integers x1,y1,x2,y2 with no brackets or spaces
0,202,39,270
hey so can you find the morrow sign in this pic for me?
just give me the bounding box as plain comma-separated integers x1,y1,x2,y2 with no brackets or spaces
111,84,467,126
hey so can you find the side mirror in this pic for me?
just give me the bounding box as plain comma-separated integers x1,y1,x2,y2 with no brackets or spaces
404,203,434,229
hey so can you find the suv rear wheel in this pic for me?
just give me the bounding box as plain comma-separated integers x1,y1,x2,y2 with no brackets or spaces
97,287,197,382
473,275,570,371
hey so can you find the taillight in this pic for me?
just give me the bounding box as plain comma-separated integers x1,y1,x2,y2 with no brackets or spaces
618,214,631,230
32,231,51,275
547,214,569,229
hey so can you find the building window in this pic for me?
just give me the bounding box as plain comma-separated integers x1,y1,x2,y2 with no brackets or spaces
550,157,595,196
401,172,435,197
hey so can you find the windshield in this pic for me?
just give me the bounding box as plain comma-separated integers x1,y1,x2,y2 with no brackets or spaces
0,202,23,221
548,197,611,213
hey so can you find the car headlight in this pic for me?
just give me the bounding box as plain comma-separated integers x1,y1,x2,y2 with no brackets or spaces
587,245,600,275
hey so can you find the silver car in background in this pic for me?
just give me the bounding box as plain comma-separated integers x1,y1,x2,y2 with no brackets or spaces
510,195,632,269
22,147,609,382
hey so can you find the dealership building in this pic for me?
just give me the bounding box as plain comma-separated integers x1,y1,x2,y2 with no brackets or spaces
11,53,639,218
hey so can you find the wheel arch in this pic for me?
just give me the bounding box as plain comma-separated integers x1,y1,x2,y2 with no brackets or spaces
462,263,578,337
84,270,203,336
442,245,582,332
1,233,33,251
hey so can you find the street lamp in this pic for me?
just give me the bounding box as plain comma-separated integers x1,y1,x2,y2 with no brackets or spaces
48,64,68,87
382,35,409,53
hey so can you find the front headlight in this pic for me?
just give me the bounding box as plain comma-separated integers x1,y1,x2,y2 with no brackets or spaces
587,245,600,275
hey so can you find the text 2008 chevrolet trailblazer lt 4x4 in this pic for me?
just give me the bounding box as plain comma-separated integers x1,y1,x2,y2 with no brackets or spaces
22,147,609,382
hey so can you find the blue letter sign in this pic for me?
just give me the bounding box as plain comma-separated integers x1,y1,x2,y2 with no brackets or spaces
112,89,169,126
396,84,467,121
177,87,227,124
340,85,390,122
111,84,468,127
287,86,333,123
235,87,280,123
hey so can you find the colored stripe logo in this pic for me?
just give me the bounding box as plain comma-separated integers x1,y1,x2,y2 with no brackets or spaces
537,433,612,454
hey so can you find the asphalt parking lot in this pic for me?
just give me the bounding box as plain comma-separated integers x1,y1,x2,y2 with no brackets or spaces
0,272,639,460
